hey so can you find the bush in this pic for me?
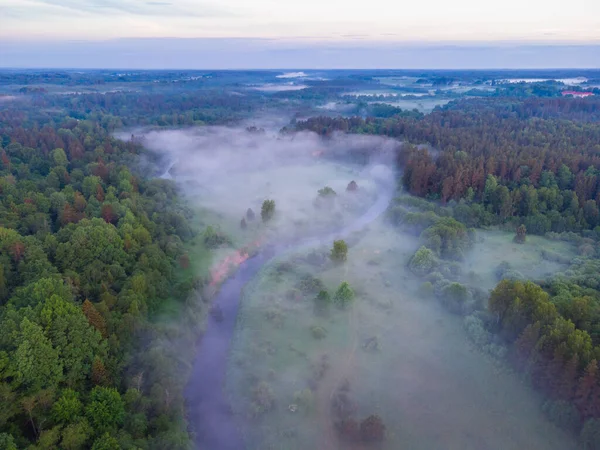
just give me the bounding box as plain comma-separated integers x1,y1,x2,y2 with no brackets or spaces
318,186,337,197
293,389,314,414
310,325,327,339
203,226,230,249
409,246,437,276
441,282,469,314
261,199,276,222
297,274,325,295
330,240,348,263
334,282,355,309
314,290,332,315
514,224,527,244
463,315,491,347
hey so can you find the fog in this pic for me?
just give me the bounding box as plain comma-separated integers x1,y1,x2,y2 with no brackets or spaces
118,124,577,449
134,126,398,245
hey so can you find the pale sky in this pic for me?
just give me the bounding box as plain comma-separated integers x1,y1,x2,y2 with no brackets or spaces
1,0,599,41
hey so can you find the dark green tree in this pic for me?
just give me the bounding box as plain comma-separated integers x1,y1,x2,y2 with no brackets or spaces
334,282,355,309
330,240,348,263
261,200,275,222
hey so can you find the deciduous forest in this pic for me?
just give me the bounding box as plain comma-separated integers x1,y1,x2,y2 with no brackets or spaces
3,69,600,449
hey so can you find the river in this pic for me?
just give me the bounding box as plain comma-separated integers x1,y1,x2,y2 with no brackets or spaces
184,177,394,450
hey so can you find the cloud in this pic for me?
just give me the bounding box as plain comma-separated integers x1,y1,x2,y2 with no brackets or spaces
30,0,233,17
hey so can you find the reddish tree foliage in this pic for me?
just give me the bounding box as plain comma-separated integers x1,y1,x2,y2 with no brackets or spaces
82,299,107,338
558,355,579,402
179,254,190,269
9,242,25,263
513,322,541,371
91,357,109,386
360,415,386,442
336,419,360,441
346,180,358,192
95,184,105,202
0,150,10,170
103,139,113,154
93,160,109,181
575,360,600,419
60,204,77,226
67,141,84,160
101,204,117,224
73,192,87,212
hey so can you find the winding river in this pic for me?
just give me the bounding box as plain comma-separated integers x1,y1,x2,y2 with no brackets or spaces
184,175,394,450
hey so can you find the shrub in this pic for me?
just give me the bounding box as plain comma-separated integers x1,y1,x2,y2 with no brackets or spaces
318,186,337,197
330,240,348,263
310,325,327,339
297,274,325,295
409,246,437,276
203,226,230,249
334,282,355,309
514,224,527,244
314,290,332,314
441,282,470,314
261,200,276,222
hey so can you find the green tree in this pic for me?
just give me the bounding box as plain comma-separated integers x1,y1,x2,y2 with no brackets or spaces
318,186,337,197
330,240,348,263
14,318,63,389
60,420,91,450
314,290,332,315
90,433,120,450
85,387,125,434
51,148,69,167
0,433,17,450
261,199,276,222
334,282,355,309
409,246,437,276
82,176,102,199
557,164,574,190
52,389,83,424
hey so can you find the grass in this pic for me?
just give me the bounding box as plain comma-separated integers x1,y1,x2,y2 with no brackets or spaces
225,220,578,450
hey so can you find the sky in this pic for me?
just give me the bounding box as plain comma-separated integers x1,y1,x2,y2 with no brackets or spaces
1,0,599,68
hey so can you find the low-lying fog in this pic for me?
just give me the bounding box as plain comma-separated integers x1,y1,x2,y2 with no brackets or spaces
132,126,398,244
118,125,577,450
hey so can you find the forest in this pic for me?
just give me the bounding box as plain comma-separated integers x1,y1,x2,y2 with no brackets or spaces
0,104,202,448
2,69,600,449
